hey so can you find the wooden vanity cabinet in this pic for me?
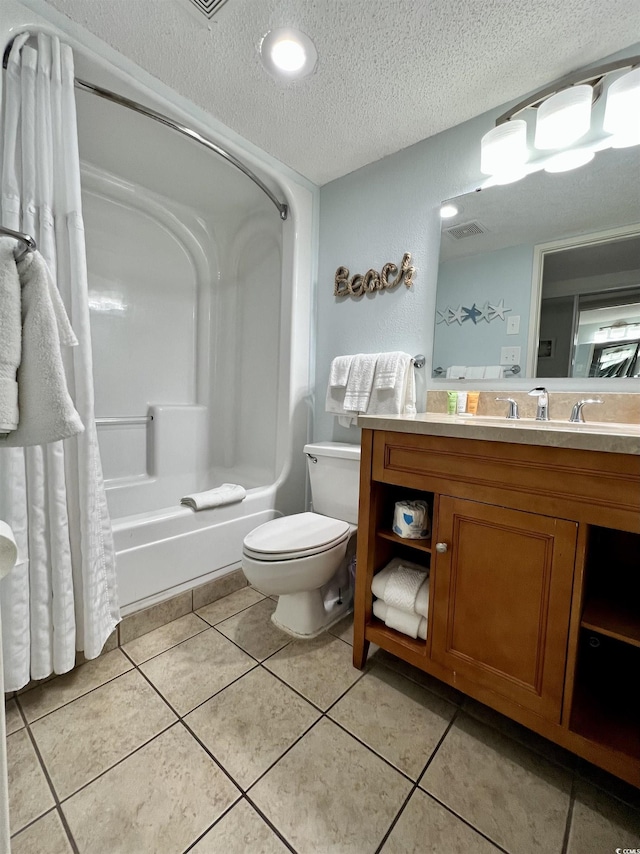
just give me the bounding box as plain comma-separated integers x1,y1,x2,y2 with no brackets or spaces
353,427,640,787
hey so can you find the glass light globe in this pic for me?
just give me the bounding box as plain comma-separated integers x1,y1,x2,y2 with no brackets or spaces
535,85,592,149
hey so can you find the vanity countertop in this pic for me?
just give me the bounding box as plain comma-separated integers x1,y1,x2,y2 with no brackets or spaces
357,412,640,455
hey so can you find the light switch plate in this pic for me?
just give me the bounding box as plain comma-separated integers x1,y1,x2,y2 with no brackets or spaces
500,346,521,365
507,315,520,335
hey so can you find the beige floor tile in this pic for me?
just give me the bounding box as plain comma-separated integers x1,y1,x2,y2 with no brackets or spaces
196,586,265,626
327,612,354,645
250,717,412,853
5,698,23,734
264,633,362,710
7,729,55,834
11,808,73,854
122,612,208,664
462,696,576,770
31,669,176,799
192,569,248,610
62,724,240,854
119,591,193,644
186,667,320,788
329,663,456,779
567,780,640,854
190,798,290,853
420,713,572,854
381,788,501,853
139,628,255,715
216,599,290,661
18,649,133,723
371,647,463,705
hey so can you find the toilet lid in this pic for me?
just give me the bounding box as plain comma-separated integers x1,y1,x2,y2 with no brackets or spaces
243,512,350,560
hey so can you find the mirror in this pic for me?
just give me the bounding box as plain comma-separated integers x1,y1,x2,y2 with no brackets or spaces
433,144,640,379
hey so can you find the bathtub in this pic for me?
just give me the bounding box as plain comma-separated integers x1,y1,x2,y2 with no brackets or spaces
113,488,283,615
0,6,316,615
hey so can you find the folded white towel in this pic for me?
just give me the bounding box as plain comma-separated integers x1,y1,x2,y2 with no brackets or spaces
373,598,426,640
343,353,378,412
446,365,467,379
367,352,416,417
384,564,428,612
0,239,22,431
0,250,84,447
371,558,430,617
329,355,353,388
483,365,504,379
373,351,402,389
181,483,246,511
465,366,485,379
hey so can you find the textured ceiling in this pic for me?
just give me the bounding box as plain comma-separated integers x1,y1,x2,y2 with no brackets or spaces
42,0,639,185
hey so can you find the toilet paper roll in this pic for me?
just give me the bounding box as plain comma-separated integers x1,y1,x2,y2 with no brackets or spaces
392,500,430,539
0,520,17,580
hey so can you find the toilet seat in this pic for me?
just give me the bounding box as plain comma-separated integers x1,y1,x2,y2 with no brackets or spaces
243,511,350,562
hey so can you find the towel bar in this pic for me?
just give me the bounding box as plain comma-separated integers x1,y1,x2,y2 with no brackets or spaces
432,365,521,377
0,225,37,262
95,416,153,426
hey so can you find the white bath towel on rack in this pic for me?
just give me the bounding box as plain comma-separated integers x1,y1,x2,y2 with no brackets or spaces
343,353,379,412
0,239,21,432
464,366,486,379
367,352,416,416
0,250,84,447
328,355,353,388
181,483,247,511
483,365,504,379
446,365,467,379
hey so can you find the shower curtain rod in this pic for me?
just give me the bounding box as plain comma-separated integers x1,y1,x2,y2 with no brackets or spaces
2,38,289,222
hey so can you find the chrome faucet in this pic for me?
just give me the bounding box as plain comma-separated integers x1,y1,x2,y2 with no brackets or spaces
528,387,549,421
569,398,603,423
495,397,520,419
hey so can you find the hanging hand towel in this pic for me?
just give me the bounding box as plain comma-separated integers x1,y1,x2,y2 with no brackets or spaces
343,353,378,412
367,352,416,416
0,250,84,447
328,355,353,388
181,483,246,511
373,351,403,389
483,365,504,379
446,366,467,379
464,366,485,379
0,239,21,431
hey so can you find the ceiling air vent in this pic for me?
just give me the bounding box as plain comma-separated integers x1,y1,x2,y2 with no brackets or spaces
445,221,486,240
174,0,231,25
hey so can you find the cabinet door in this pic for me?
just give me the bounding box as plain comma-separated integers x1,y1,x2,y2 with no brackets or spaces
431,496,577,722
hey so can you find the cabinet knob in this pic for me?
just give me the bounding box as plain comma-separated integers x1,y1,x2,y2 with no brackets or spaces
435,542,448,553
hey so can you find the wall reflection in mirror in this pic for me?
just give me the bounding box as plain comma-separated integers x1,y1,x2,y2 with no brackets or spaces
433,145,640,380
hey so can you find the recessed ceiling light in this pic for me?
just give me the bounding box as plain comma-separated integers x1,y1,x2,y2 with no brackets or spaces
440,204,459,219
260,28,317,81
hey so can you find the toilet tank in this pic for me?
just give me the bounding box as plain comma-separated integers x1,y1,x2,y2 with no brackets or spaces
304,442,361,525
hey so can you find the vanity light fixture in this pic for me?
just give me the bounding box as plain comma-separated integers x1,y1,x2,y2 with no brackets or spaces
480,54,640,184
260,28,318,81
603,66,640,147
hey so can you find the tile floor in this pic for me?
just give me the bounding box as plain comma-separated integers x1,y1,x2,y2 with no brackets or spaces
6,587,640,853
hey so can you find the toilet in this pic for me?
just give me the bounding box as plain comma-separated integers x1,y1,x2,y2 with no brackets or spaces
242,442,361,638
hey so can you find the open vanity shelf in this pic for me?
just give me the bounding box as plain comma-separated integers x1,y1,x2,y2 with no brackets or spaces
353,425,640,787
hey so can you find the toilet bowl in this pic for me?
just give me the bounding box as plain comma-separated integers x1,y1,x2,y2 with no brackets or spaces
242,442,361,638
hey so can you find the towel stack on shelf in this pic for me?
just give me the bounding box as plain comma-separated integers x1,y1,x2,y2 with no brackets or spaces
371,557,429,639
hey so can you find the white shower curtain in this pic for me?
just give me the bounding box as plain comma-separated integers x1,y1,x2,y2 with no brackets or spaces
0,33,120,692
